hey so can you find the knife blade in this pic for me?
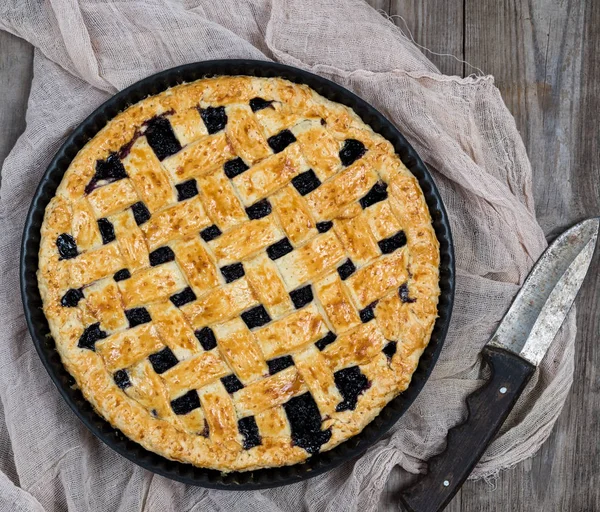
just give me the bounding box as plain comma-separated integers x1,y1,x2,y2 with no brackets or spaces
400,218,599,512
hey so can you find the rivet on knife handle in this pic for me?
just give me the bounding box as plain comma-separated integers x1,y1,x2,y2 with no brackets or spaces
399,346,535,512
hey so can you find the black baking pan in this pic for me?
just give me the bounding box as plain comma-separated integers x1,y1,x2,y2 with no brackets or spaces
20,59,455,490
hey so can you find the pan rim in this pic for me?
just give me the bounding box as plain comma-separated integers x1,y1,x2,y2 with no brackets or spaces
20,59,455,490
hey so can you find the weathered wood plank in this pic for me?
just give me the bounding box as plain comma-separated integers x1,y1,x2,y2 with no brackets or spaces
365,0,391,14
388,0,464,77
459,0,600,510
0,31,34,187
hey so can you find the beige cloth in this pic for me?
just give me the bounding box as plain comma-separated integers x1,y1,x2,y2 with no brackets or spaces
0,1,576,510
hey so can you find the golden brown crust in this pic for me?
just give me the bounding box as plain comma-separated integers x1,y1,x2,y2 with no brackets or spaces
38,76,440,471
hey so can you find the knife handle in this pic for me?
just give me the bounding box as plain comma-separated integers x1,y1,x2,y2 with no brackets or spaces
399,346,536,512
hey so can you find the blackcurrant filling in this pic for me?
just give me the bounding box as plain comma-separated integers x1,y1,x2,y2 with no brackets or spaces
170,287,197,307
316,221,333,233
145,116,182,161
171,390,200,415
315,331,337,351
267,355,294,375
148,347,179,374
241,305,271,329
339,139,367,166
337,258,356,281
220,263,245,283
77,323,107,351
238,416,262,449
200,224,222,242
200,106,228,134
221,374,244,394
289,285,313,309
284,392,331,454
195,327,217,351
249,97,274,112
56,233,78,260
131,201,151,226
359,181,388,209
378,231,407,254
61,288,83,307
245,199,272,220
149,246,175,266
223,157,249,179
334,366,370,411
266,238,293,260
267,129,296,153
125,307,151,328
175,179,199,201
291,169,321,196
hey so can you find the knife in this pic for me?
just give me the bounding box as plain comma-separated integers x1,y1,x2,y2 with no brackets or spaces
399,218,599,512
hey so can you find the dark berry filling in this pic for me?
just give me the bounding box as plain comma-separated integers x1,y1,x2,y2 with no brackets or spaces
113,369,131,390
267,129,296,153
200,224,222,242
378,230,407,254
77,323,107,351
113,269,131,282
200,419,210,437
145,116,182,160
266,238,293,260
241,305,271,329
359,302,377,323
175,179,198,201
334,366,370,411
359,181,388,209
289,285,313,309
267,355,294,375
149,246,175,266
337,258,356,281
56,234,78,260
125,307,151,328
399,283,416,303
170,287,197,307
221,374,244,394
149,347,179,374
86,153,127,194
61,288,83,307
315,331,337,351
249,97,274,112
245,199,272,220
200,106,228,134
195,327,217,351
117,130,142,160
131,201,151,226
284,392,331,454
220,263,245,283
291,169,321,196
339,139,367,166
383,341,397,360
223,157,249,179
238,416,262,449
171,390,200,415
97,218,116,244
316,221,333,233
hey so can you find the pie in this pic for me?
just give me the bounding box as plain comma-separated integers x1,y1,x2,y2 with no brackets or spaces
37,75,440,471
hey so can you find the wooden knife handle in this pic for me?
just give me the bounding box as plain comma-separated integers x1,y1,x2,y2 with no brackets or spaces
399,346,536,512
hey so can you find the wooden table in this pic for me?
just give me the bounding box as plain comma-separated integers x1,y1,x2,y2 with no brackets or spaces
1,1,598,510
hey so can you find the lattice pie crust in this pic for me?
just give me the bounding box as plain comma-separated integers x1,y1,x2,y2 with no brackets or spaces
38,76,440,471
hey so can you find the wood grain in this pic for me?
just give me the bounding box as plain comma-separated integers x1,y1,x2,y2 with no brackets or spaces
0,30,33,189
388,0,464,77
1,0,600,509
